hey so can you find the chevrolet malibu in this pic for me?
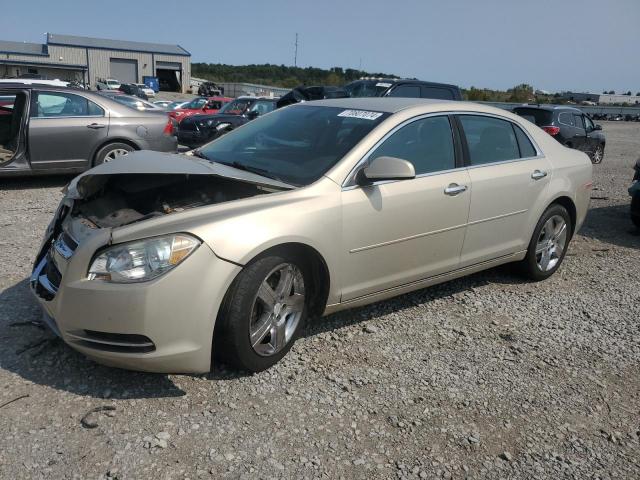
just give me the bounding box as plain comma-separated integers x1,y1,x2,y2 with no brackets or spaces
31,98,592,373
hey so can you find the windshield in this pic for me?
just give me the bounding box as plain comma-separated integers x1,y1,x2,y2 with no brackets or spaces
184,98,207,109
197,105,389,186
218,98,254,115
344,80,391,98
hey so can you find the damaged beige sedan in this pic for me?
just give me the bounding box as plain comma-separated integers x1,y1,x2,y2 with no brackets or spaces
32,98,592,373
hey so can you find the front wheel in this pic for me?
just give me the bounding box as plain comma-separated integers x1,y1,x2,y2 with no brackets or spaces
214,253,309,372
590,144,604,164
519,204,572,281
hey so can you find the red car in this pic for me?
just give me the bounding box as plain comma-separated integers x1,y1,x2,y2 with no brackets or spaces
169,96,232,122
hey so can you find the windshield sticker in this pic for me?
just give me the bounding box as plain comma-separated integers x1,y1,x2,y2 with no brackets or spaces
375,82,392,88
338,109,383,121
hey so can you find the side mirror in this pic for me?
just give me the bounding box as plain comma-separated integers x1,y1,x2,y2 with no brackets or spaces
247,110,259,120
357,156,416,185
593,124,602,131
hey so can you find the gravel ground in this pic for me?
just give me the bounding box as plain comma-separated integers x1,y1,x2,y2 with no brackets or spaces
0,121,639,479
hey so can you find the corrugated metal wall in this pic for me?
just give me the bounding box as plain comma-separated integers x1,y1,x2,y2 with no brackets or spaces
1,45,191,92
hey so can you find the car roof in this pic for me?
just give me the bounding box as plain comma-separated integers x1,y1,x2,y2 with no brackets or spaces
296,97,460,113
347,78,460,89
514,104,583,113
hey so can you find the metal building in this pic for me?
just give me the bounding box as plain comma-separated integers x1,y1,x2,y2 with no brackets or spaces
0,33,191,93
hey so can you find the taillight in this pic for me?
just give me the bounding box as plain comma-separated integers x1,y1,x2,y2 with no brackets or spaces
542,126,560,136
163,117,176,136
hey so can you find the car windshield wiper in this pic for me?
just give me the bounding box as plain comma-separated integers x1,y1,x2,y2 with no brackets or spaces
191,149,209,160
227,161,285,183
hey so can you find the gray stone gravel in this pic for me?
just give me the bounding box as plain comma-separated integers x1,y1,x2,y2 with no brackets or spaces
0,121,639,479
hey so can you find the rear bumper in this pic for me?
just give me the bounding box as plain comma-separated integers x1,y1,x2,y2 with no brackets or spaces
31,234,241,373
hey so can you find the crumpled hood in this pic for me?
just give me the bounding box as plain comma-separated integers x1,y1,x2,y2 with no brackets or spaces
65,150,294,199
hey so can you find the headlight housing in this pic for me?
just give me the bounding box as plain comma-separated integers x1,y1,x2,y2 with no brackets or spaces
88,234,200,283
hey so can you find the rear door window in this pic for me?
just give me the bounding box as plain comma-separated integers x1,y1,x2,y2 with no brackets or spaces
32,92,104,117
513,124,537,158
387,85,421,98
558,112,575,126
458,115,520,165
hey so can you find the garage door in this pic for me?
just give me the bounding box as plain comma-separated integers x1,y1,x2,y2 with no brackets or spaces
155,61,181,71
109,58,138,83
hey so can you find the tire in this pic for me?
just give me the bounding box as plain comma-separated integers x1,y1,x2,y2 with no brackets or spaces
518,204,573,281
93,142,134,167
590,144,604,164
631,193,640,229
214,252,310,372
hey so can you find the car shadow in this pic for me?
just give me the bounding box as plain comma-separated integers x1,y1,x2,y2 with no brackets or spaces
303,264,521,338
0,278,186,399
0,174,74,191
579,202,640,249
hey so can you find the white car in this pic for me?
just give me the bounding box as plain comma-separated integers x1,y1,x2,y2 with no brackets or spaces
96,78,121,91
135,83,156,98
0,79,69,87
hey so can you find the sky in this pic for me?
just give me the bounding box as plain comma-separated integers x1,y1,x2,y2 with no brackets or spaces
3,0,639,93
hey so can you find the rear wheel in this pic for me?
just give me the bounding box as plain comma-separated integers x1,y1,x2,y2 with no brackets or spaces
519,204,572,281
590,144,604,164
93,142,134,166
214,253,309,372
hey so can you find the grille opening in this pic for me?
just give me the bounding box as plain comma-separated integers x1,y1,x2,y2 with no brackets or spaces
67,330,156,354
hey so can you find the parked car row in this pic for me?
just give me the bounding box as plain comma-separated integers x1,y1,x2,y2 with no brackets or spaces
591,112,640,122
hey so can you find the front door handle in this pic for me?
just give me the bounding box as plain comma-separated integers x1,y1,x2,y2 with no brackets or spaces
87,123,106,129
531,170,548,180
444,183,468,196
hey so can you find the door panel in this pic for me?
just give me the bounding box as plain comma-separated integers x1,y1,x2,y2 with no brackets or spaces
28,91,108,169
460,158,552,266
340,170,471,301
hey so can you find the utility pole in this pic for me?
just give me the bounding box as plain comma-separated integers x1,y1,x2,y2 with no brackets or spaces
294,33,298,67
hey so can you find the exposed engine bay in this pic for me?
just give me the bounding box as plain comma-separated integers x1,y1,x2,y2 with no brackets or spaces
71,174,279,228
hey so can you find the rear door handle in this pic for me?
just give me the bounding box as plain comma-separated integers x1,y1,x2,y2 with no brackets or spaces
87,123,106,129
444,183,468,196
531,170,548,180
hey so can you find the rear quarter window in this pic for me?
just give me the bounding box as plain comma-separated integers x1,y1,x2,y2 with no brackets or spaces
421,86,455,100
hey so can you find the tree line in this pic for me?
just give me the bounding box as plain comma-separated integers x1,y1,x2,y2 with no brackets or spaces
192,64,635,103
191,63,399,89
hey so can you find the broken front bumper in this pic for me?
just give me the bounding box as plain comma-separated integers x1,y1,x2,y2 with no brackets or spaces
30,228,241,373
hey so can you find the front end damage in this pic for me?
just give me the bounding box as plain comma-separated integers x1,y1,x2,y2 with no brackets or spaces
30,151,292,372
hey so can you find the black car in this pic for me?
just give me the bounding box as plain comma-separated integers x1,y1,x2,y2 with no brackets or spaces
630,158,640,228
343,78,462,101
118,83,148,100
177,96,277,148
513,105,606,164
275,85,349,108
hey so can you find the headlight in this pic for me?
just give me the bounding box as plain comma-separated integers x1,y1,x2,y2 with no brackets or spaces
88,234,200,283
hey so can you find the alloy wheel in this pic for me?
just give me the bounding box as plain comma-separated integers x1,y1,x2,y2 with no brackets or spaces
104,148,130,163
535,215,568,272
249,263,305,357
592,146,603,164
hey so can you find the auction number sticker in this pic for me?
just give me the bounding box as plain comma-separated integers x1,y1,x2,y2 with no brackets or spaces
338,109,383,121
